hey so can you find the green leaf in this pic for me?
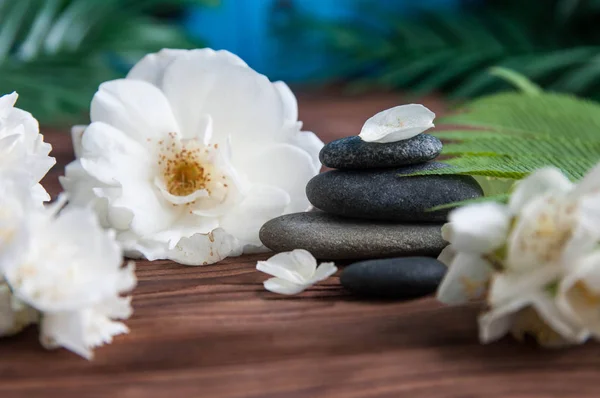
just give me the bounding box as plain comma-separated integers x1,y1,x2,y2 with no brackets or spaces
409,86,600,183
488,66,542,95
0,0,208,125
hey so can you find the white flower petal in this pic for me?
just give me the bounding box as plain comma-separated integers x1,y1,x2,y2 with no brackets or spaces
161,51,283,145
0,282,38,337
558,251,600,336
0,92,18,117
310,262,338,283
437,245,456,266
446,202,511,253
125,228,241,266
359,104,435,143
274,81,298,122
436,252,492,305
263,277,308,295
128,48,247,88
220,184,290,246
509,167,573,213
91,79,180,145
487,265,561,308
288,130,324,173
242,144,315,213
71,125,87,159
571,162,600,197
257,250,336,295
256,249,318,284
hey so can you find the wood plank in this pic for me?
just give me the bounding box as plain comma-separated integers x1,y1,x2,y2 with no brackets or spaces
1,90,598,398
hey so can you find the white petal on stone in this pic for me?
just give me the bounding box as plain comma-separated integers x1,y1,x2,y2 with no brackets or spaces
71,125,87,159
447,202,511,254
241,143,316,213
220,184,290,247
274,81,298,122
288,130,324,173
263,277,308,295
161,51,283,145
359,104,435,143
436,252,492,305
509,167,573,214
128,48,247,88
91,79,180,145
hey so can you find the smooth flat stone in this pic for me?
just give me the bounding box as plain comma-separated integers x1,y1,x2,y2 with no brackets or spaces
259,212,446,260
340,257,446,299
320,134,442,169
306,162,483,223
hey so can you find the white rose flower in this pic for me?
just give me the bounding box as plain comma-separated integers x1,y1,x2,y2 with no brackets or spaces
437,164,600,347
359,104,435,143
61,48,323,265
0,92,55,204
0,180,136,359
256,249,337,295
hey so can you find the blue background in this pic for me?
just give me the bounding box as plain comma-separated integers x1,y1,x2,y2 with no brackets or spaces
184,0,461,81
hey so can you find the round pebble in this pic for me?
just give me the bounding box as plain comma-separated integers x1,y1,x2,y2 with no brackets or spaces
259,212,447,260
340,257,447,299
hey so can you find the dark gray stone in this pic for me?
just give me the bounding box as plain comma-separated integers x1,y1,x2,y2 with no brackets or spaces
320,134,442,169
340,257,447,299
259,212,446,260
306,162,483,223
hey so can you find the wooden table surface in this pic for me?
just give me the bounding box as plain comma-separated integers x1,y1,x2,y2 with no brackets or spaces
2,91,599,398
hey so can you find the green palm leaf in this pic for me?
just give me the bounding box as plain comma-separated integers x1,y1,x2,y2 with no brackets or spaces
0,0,210,125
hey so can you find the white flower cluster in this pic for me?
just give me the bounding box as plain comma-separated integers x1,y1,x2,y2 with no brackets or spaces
0,93,136,359
437,164,600,347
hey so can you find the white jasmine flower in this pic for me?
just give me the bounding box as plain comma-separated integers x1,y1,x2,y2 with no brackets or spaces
256,249,337,295
61,48,323,265
0,184,136,359
359,104,435,143
436,163,600,347
0,92,55,204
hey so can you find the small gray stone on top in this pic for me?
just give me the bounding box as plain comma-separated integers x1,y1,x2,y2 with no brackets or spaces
259,212,446,260
320,134,442,169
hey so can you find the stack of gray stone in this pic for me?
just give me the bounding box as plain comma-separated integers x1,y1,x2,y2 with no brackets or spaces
259,132,483,298
260,133,482,261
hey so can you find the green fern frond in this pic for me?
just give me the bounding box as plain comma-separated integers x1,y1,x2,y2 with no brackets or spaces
409,72,600,184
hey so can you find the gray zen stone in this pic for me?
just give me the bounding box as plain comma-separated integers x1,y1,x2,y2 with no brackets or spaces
259,212,446,260
340,257,447,299
320,134,442,169
306,162,483,223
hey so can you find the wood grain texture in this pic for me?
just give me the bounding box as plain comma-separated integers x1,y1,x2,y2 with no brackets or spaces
1,90,599,398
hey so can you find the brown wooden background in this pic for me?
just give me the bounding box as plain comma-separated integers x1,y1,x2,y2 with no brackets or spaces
1,91,599,398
